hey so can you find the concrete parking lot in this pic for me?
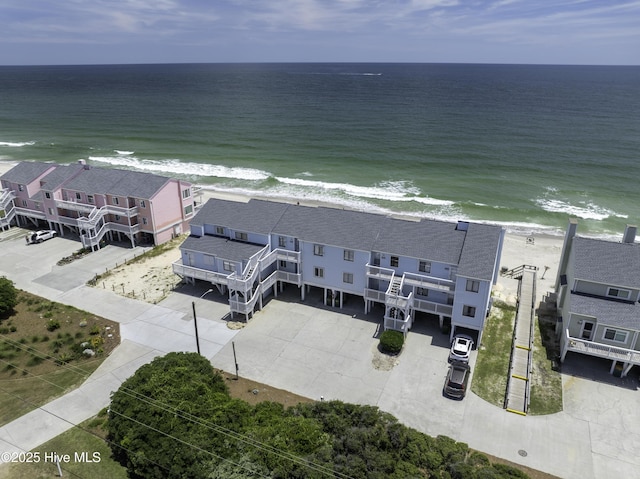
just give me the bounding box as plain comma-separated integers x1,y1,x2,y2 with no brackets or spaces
1,227,638,478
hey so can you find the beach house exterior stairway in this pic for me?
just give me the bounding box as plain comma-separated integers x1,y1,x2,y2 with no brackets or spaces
0,188,16,230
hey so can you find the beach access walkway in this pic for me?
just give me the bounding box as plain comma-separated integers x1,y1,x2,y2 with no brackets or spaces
504,266,537,415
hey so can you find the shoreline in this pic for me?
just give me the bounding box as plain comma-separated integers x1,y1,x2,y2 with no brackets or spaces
0,158,566,303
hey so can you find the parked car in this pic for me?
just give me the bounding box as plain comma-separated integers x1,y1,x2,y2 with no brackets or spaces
443,361,471,399
26,230,57,244
448,334,474,363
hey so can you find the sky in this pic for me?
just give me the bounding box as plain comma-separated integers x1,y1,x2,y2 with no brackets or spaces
1,0,639,65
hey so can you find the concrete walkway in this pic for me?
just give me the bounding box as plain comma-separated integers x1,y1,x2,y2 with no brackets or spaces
1,231,639,478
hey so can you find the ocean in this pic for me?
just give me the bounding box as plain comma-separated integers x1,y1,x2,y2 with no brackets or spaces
1,63,638,238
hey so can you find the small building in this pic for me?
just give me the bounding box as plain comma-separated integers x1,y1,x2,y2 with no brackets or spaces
174,198,504,343
555,219,640,377
0,161,197,249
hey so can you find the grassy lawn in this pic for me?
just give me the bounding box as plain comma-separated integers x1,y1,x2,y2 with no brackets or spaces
472,298,563,414
471,300,515,406
0,290,120,425
0,409,127,479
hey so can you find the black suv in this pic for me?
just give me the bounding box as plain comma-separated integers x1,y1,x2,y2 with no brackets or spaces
443,361,471,399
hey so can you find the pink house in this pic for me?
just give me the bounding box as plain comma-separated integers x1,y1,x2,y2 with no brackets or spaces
0,161,197,249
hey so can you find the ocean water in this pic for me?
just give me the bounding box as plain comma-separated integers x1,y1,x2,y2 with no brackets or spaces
1,63,639,238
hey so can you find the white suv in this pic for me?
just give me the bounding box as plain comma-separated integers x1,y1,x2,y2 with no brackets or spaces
26,230,57,244
448,334,474,363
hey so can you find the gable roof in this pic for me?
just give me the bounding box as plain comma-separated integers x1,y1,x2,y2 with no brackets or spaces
188,198,503,281
573,237,640,289
62,167,171,199
0,161,56,184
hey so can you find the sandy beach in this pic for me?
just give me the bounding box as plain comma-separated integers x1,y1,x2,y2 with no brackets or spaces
0,160,566,307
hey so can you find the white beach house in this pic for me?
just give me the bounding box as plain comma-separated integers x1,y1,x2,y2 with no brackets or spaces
173,198,504,343
555,219,640,378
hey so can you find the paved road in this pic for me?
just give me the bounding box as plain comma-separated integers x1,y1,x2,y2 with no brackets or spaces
0,229,638,478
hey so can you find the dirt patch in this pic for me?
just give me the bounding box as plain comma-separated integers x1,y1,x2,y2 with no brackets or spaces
371,343,400,371
90,236,185,304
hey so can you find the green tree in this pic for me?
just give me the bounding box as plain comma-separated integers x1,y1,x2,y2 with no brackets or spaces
0,276,18,318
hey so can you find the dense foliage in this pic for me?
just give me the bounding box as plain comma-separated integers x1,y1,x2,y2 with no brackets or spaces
0,276,18,318
379,329,404,354
108,352,528,479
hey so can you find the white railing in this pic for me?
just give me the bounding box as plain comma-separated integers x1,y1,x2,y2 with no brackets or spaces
230,284,262,315
13,207,46,220
172,261,230,285
402,272,455,292
0,189,15,209
384,314,413,336
55,199,96,215
365,264,395,281
364,288,386,302
412,297,453,316
81,222,140,248
565,330,640,364
276,270,302,286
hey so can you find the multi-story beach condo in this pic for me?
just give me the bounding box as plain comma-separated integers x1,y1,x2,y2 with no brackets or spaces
555,220,640,378
0,161,196,249
173,198,504,343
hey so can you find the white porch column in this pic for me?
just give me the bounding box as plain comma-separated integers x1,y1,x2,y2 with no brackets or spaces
622,362,634,378
609,360,617,375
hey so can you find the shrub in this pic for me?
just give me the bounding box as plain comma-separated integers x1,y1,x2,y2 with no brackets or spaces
379,330,404,355
0,276,18,318
46,319,61,331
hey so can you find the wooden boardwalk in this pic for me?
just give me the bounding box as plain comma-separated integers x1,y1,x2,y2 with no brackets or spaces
505,268,536,415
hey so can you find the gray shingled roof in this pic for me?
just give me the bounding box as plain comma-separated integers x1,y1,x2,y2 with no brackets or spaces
273,204,382,251
191,199,289,234
184,198,503,280
0,161,55,184
573,237,640,289
374,217,465,265
570,293,639,329
40,164,84,190
181,234,264,262
63,167,170,199
458,223,504,280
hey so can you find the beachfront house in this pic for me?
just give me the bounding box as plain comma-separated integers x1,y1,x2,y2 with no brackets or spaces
173,198,504,344
555,219,640,378
0,160,197,249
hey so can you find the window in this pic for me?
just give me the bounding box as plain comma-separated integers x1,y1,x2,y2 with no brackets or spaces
142,217,148,225
87,195,94,204
140,199,146,208
419,260,431,273
45,192,51,199
607,287,630,300
76,192,82,200
603,328,627,343
215,226,224,235
48,208,54,215
280,260,287,268
184,205,193,216
314,267,324,278
344,249,354,262
343,272,354,284
182,188,191,199
223,261,234,272
390,256,399,267
416,287,429,297
18,184,24,192
235,232,248,241
279,236,287,247
462,305,476,317
204,254,215,266
466,280,480,293
112,196,119,205
115,215,121,221
314,244,324,256
21,200,27,207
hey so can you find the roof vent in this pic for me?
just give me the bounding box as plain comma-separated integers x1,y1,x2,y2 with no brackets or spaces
622,225,637,244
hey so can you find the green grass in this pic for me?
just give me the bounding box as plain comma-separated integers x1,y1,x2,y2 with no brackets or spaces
0,411,127,479
528,318,563,415
471,300,516,407
0,359,104,425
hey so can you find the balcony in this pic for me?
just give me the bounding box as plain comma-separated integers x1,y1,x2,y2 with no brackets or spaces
365,264,395,281
563,330,640,365
412,297,453,316
172,260,230,285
